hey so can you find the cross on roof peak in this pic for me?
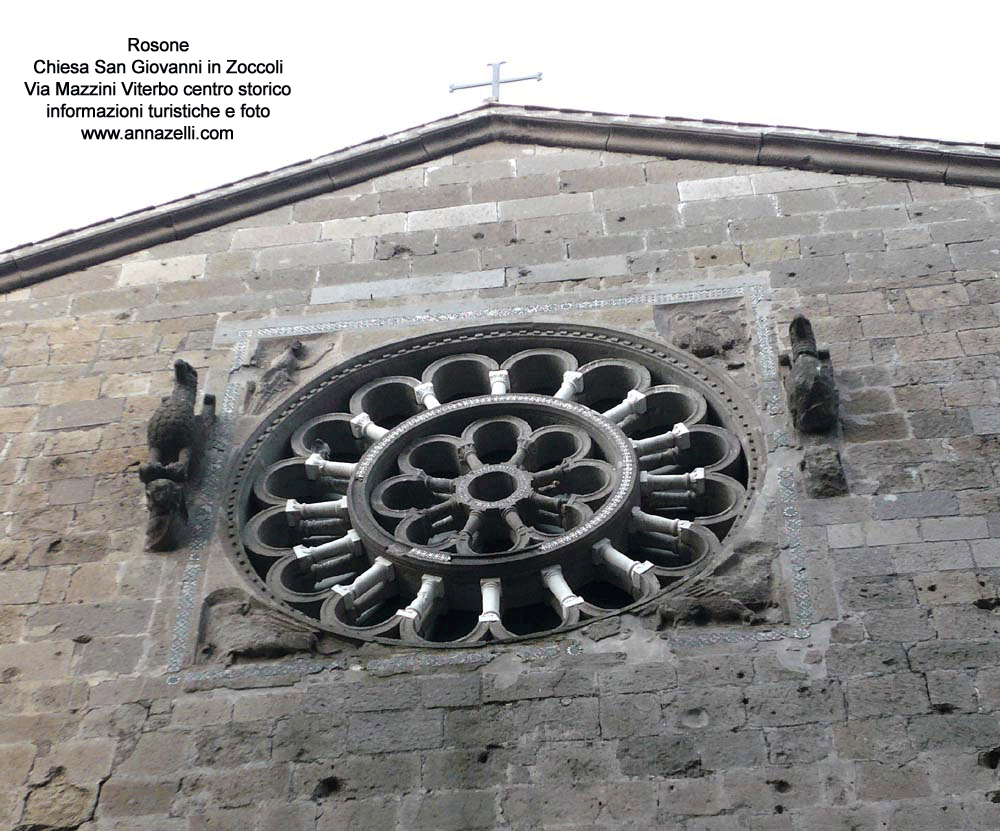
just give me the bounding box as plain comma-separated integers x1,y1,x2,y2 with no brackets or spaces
449,61,542,103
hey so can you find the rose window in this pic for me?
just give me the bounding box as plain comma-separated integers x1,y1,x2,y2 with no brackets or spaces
224,324,760,646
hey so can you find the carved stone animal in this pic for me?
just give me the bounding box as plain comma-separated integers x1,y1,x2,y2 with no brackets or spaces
144,479,188,551
139,359,215,552
786,315,838,433
140,360,211,483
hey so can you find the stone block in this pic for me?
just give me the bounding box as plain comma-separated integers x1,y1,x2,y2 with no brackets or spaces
420,747,517,790
256,240,351,270
76,636,145,675
972,538,1000,567
841,575,916,610
856,761,932,800
722,765,822,812
920,516,989,541
744,681,845,726
409,250,480,277
846,672,930,718
599,693,661,739
676,655,754,687
768,254,848,288
407,203,498,232
311,269,503,305
833,716,915,763
272,713,347,762
908,408,972,438
535,740,618,783
908,713,1000,751
560,164,645,192
426,159,515,187
681,195,775,226
316,795,397,831
37,398,124,431
764,723,831,764
908,639,1000,671
925,670,979,713
799,230,884,256
775,188,838,214
231,223,320,249
847,247,952,281
598,662,677,695
823,206,909,232
826,642,908,678
348,709,442,753
380,183,472,214
928,219,998,244
481,240,565,270
421,674,480,708
322,212,406,240
594,183,679,211
120,255,206,286
862,520,920,546
910,200,989,223
863,606,935,641
482,668,595,702
292,191,380,222
741,238,799,264
627,250,690,274
0,569,46,604
933,605,1000,639
826,524,863,549
753,170,842,193
948,239,1000,269
699,729,768,771
117,731,193,777
512,255,627,285
515,212,604,242
871,491,958,520
891,540,974,573
470,174,558,202
29,601,152,639
99,778,180,816
617,734,701,777
568,235,643,258
603,205,680,232
678,175,752,201
885,225,934,249
0,641,73,682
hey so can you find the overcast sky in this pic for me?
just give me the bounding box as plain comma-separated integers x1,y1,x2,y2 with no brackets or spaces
3,0,997,253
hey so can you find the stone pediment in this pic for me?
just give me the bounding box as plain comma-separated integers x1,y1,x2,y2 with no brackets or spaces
5,102,1000,292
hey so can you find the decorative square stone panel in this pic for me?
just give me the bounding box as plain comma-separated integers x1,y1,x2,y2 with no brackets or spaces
167,277,816,684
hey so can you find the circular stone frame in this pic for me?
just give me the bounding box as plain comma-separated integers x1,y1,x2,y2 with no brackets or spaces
223,323,764,647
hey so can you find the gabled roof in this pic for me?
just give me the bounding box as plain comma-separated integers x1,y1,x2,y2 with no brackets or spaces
5,103,1000,293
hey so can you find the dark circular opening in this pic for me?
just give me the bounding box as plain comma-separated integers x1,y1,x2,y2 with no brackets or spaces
405,440,463,478
471,421,521,465
468,470,518,503
524,430,581,472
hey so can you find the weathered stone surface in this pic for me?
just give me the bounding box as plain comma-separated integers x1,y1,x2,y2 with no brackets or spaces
4,138,1000,830
800,445,849,497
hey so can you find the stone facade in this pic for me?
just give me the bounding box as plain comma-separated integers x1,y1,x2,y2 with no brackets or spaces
3,119,1000,830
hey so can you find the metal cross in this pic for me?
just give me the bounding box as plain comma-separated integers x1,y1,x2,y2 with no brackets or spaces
449,61,542,103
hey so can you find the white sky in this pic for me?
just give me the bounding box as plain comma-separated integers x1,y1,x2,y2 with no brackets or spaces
3,0,998,253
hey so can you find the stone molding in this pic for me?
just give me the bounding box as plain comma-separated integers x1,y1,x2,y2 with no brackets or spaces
5,103,1000,292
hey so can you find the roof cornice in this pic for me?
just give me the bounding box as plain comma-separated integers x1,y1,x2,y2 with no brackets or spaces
4,104,1000,293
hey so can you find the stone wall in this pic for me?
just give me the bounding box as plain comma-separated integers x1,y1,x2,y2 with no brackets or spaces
2,139,1000,830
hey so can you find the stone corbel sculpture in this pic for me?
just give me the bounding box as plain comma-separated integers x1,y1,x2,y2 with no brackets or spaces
140,359,216,551
782,314,839,433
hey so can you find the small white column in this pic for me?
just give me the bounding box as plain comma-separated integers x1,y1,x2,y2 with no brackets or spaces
414,382,441,409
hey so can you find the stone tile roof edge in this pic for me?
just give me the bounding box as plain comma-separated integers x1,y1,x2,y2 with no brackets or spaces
3,103,1000,292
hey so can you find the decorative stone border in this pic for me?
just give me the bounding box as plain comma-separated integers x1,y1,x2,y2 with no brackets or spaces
167,276,813,684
